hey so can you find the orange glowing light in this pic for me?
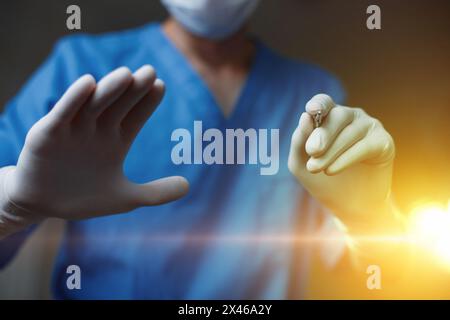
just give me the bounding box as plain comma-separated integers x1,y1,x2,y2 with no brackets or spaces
407,200,450,267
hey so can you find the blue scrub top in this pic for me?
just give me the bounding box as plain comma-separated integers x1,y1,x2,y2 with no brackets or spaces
0,23,345,299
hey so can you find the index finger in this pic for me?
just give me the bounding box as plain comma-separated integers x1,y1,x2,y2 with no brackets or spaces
305,94,336,119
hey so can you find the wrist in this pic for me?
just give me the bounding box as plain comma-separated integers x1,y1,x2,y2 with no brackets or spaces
334,195,406,236
0,166,42,240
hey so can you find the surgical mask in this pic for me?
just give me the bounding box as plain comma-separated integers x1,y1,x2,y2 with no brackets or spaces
161,0,260,40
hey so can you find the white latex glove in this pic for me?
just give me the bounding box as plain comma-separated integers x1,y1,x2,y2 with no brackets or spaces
288,94,395,229
0,66,189,239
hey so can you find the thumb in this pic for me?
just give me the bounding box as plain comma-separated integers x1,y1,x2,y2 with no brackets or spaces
130,176,189,207
288,112,314,173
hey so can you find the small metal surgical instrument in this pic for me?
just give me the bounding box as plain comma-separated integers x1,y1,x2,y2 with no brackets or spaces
313,110,323,128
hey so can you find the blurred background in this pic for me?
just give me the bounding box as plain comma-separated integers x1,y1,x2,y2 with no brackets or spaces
0,0,449,299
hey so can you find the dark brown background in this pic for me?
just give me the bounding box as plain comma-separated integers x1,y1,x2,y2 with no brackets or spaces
0,0,449,298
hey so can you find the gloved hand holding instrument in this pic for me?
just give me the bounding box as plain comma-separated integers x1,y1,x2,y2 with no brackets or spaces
0,65,189,239
288,94,399,234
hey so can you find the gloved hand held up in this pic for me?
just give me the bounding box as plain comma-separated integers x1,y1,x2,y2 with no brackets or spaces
0,66,189,239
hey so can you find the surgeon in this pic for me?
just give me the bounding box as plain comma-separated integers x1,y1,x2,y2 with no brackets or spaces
0,0,401,299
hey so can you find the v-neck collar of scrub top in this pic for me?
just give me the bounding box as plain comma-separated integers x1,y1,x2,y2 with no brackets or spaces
145,23,269,127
